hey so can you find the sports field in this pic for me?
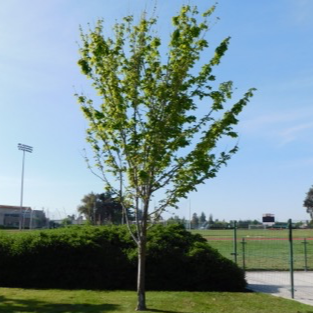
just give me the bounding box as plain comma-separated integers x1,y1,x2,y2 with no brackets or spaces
193,229,313,271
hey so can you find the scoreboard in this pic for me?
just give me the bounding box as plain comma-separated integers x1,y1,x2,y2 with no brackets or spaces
262,214,275,223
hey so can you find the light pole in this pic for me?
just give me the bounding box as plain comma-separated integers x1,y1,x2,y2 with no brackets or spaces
18,143,33,230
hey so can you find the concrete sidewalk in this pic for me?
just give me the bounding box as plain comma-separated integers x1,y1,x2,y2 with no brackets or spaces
246,271,313,306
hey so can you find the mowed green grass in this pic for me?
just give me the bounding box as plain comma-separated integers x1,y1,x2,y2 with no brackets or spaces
194,228,313,238
0,288,313,313
193,229,313,270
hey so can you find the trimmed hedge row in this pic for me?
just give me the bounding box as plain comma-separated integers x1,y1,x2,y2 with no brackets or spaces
0,225,246,291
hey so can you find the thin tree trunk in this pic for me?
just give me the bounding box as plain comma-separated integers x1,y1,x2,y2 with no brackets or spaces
136,237,147,311
136,200,149,311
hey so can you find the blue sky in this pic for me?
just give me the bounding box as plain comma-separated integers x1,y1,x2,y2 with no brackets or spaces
0,0,312,222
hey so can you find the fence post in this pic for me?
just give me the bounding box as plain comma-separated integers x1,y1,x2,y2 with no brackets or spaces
241,237,246,271
302,238,308,271
288,219,295,299
232,221,238,264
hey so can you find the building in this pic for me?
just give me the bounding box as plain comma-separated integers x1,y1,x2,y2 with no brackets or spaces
0,205,47,229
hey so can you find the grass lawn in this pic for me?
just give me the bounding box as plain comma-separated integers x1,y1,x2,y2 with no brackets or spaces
192,228,313,239
0,288,313,313
193,229,313,270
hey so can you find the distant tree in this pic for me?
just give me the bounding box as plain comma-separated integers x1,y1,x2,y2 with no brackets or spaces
77,4,254,310
237,220,256,228
199,212,206,224
209,214,214,225
167,215,183,225
61,216,73,227
211,219,229,229
303,186,313,220
97,192,125,224
77,192,126,224
191,213,199,229
77,192,97,224
294,221,304,229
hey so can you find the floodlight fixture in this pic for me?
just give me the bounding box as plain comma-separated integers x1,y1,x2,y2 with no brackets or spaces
18,143,33,230
18,143,33,153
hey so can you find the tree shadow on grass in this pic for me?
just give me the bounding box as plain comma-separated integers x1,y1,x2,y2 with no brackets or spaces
0,296,120,313
147,309,190,313
0,296,193,313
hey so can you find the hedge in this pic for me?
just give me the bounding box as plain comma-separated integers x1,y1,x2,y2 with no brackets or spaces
0,225,246,291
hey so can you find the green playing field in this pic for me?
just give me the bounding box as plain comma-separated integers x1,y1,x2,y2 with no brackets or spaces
193,229,313,270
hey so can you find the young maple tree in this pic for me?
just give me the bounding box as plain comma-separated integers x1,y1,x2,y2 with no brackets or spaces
77,4,254,311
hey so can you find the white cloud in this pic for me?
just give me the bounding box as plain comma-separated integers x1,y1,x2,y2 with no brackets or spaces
239,106,313,147
278,122,313,146
241,108,313,132
281,122,313,135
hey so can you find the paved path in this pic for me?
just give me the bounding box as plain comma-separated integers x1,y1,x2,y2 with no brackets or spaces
246,271,313,306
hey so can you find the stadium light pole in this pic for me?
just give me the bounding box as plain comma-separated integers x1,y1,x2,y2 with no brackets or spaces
18,143,33,230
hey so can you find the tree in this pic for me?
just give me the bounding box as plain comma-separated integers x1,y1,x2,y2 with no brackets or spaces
97,192,125,224
77,4,254,310
191,212,199,229
303,186,313,220
209,214,214,225
199,212,207,224
77,192,97,224
61,215,73,227
77,192,125,225
167,214,184,225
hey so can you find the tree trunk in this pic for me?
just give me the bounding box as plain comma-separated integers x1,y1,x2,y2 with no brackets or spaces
136,237,147,311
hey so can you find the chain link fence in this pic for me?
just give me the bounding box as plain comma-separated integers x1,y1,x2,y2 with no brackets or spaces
197,219,313,301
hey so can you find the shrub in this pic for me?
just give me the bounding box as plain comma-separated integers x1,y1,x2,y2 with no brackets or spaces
145,224,246,291
0,226,135,289
0,225,245,291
